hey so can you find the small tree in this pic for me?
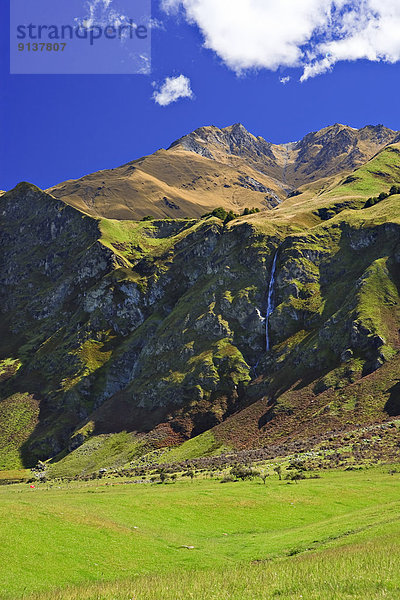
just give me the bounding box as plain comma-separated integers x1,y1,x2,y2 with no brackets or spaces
158,469,168,484
230,464,259,481
285,470,305,484
293,470,305,483
224,210,238,225
211,207,228,220
259,471,269,485
287,459,307,472
274,466,282,480
390,185,400,196
365,197,377,208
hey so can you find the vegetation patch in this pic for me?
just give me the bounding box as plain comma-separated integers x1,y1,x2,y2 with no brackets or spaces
0,358,22,382
158,429,232,463
0,394,40,470
48,431,145,479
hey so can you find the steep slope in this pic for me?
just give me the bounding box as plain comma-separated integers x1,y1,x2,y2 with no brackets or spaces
47,144,286,221
1,152,400,470
0,183,281,463
284,123,397,188
276,142,400,222
47,123,398,221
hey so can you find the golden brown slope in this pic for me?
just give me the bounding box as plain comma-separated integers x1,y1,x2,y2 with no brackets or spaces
48,148,284,220
48,123,398,221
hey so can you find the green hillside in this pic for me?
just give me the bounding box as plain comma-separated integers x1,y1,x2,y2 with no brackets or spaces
1,467,400,599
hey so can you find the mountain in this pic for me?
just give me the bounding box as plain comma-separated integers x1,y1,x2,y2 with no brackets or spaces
1,127,400,475
170,122,398,186
48,123,399,221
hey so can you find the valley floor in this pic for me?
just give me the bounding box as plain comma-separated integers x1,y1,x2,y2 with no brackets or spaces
1,466,400,599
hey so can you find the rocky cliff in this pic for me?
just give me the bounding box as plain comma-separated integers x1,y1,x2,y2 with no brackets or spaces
1,131,400,472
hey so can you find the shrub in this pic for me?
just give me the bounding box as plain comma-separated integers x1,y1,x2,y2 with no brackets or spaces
285,470,306,483
242,207,260,216
365,197,378,208
220,475,235,483
230,465,259,481
158,469,168,484
365,186,400,209
287,459,307,471
224,210,239,224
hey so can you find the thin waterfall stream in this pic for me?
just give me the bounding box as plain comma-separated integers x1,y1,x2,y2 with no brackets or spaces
266,252,278,351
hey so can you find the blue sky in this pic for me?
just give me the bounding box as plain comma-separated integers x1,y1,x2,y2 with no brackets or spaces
2,0,400,191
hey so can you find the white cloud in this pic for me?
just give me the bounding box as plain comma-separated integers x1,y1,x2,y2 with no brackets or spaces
147,18,165,31
280,76,291,85
161,0,400,81
136,53,151,75
153,75,194,106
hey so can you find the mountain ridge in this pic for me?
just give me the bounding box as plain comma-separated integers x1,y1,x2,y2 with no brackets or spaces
47,122,399,221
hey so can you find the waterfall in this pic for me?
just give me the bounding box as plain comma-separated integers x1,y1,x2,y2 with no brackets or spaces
266,252,278,352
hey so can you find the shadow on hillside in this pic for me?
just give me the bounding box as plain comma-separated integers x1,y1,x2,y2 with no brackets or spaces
384,381,400,416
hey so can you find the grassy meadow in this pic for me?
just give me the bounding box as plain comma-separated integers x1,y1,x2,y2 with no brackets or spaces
1,466,400,599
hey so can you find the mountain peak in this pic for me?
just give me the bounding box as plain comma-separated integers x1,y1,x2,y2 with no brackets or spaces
4,181,43,197
168,122,275,173
168,122,254,150
224,122,250,133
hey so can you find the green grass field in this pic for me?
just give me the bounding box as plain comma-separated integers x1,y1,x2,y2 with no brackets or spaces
1,466,400,599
